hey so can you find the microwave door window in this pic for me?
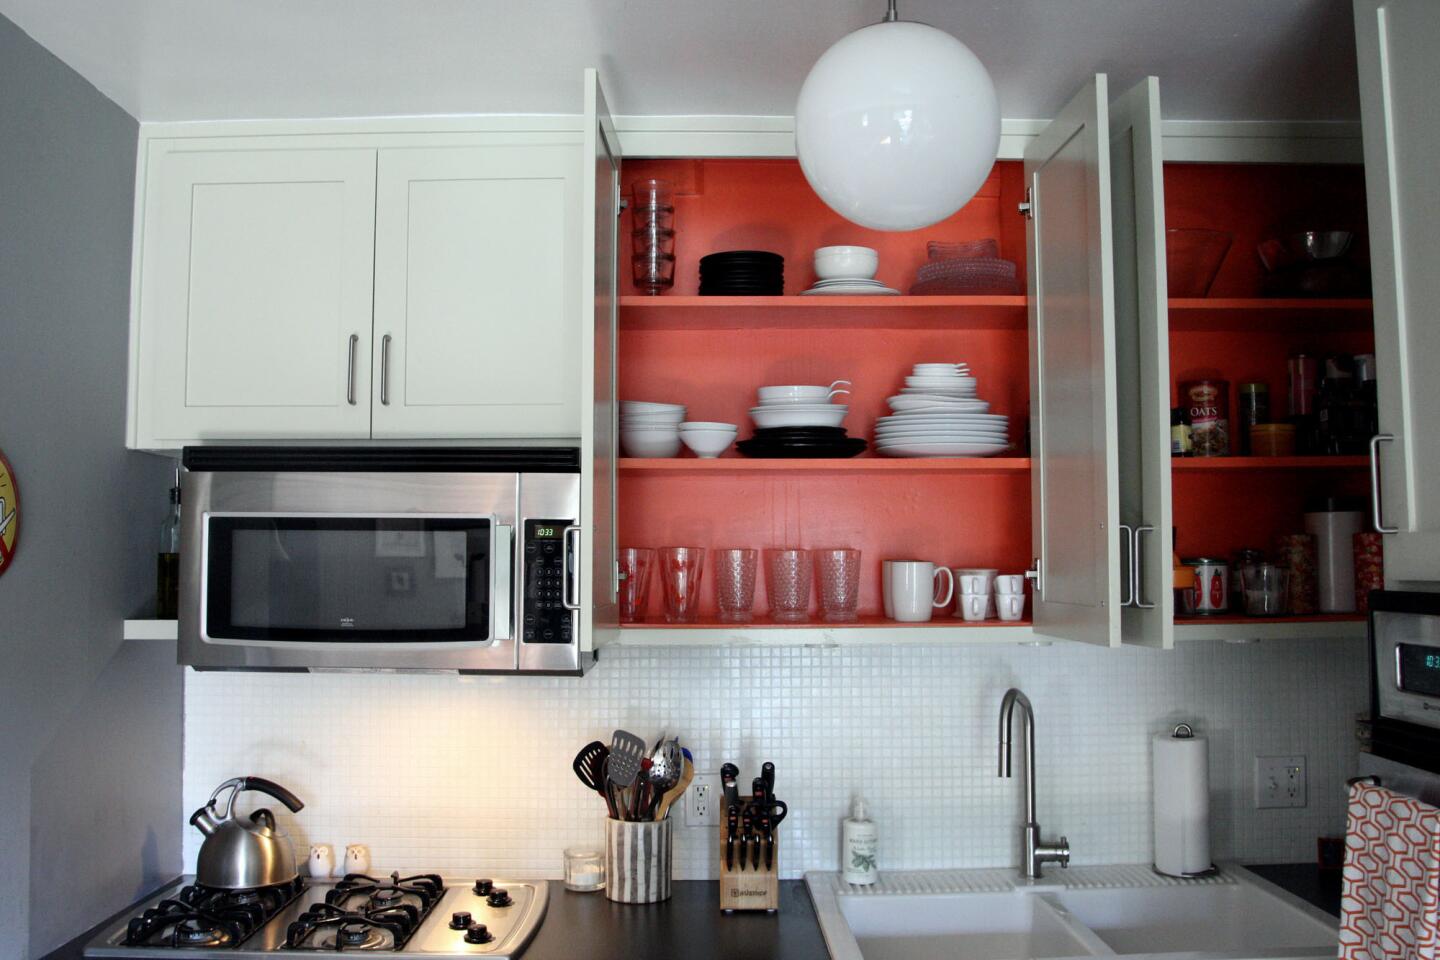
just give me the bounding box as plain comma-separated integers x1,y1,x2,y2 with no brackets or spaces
208,517,490,642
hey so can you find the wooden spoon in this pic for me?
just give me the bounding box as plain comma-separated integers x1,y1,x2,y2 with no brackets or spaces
655,758,695,821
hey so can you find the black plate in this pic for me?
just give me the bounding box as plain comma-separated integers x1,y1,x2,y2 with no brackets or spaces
700,270,785,281
701,250,784,264
700,289,784,296
751,427,848,438
736,441,868,459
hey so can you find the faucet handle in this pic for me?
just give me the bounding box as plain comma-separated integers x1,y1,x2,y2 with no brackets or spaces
1058,837,1070,867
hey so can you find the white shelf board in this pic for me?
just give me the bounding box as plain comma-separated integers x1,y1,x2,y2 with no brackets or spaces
604,623,1043,648
1172,618,1366,643
124,619,178,641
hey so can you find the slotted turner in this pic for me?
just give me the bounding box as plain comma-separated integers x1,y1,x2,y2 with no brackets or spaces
572,740,608,793
606,729,648,789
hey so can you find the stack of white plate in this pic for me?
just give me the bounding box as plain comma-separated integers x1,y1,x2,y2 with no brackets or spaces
749,383,850,429
800,278,901,296
875,363,1010,457
621,400,686,457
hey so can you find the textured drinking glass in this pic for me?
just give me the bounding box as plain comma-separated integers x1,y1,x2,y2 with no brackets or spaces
657,547,705,623
714,549,758,623
765,548,813,623
1242,563,1290,617
631,179,676,294
815,548,862,623
617,548,655,624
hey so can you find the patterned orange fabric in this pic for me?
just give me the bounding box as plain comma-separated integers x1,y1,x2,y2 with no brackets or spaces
1340,781,1440,959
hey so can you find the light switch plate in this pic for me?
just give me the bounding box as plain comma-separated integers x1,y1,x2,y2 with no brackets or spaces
1255,755,1307,808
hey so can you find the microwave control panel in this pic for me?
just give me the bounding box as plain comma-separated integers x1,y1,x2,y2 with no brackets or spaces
523,519,575,644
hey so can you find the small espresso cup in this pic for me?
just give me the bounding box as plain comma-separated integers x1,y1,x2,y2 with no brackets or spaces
887,561,955,622
958,592,988,622
997,591,1027,621
994,574,1026,595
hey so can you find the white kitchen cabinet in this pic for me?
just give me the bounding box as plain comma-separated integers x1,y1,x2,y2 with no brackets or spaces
371,144,582,438
1354,0,1440,584
133,148,378,444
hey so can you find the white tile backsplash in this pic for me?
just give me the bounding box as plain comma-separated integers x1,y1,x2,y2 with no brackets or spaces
183,637,1365,880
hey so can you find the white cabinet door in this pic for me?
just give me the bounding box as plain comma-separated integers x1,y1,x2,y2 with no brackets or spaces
371,144,581,438
137,148,377,445
1026,75,1123,647
1110,77,1175,647
1355,0,1440,583
580,69,622,653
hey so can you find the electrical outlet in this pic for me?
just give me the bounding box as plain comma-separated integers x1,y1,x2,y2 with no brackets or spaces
1255,755,1307,808
685,774,720,827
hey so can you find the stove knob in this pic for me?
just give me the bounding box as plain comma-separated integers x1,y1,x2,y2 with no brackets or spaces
473,878,493,896
465,923,493,944
449,911,472,930
486,888,513,908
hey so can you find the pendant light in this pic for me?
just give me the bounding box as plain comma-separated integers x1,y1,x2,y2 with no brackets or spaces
795,0,1001,232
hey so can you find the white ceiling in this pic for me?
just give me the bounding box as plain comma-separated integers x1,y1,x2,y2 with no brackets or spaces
0,0,1359,124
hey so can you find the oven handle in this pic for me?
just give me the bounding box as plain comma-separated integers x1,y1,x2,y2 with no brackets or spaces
493,523,513,641
562,525,582,612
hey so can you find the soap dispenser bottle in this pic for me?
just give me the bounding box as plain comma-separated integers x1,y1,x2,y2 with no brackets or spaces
842,797,878,885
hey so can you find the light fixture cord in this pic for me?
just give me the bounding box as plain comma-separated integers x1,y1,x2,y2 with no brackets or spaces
884,0,899,21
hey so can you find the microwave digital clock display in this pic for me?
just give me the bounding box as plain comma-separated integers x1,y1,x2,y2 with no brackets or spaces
533,525,561,539
1398,643,1440,698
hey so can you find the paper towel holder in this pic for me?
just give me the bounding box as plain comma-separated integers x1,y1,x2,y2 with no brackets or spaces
1172,723,1195,739
1152,721,1219,879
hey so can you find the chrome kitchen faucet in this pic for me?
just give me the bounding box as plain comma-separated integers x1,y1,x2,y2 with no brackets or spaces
998,688,1071,879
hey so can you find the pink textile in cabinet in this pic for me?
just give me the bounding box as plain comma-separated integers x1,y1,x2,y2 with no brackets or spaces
1340,781,1440,959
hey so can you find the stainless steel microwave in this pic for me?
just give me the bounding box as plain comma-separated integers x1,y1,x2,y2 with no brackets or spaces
178,447,590,675
1370,589,1440,774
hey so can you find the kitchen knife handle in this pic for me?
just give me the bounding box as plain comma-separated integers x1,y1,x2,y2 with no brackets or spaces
762,761,775,796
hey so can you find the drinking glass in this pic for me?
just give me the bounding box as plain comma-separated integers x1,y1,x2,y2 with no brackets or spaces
617,548,655,624
815,548,862,623
631,179,676,294
714,548,758,623
1242,563,1289,617
765,548,812,623
657,546,705,623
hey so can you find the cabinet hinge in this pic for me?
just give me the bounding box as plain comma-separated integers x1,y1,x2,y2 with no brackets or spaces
1018,187,1034,220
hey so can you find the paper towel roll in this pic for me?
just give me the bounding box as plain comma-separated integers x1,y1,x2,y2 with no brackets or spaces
1153,723,1211,876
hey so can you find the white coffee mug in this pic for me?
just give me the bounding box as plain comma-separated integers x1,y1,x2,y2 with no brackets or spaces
997,592,1026,621
881,560,895,619
953,568,998,618
958,574,989,595
994,574,1026,595
958,592,988,622
887,562,955,622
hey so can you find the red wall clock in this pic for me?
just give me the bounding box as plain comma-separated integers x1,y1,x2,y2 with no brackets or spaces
0,449,17,576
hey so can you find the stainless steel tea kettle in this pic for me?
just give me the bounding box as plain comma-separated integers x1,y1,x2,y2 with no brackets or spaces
189,776,305,889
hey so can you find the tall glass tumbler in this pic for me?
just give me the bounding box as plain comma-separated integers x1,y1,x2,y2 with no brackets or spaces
657,546,705,623
617,548,655,624
631,179,676,294
765,548,812,623
714,549,759,623
815,548,862,622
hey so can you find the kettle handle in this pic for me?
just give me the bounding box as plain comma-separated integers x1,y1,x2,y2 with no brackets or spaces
239,776,305,813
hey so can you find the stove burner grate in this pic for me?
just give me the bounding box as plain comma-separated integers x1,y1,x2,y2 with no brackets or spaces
122,877,306,949
288,872,446,951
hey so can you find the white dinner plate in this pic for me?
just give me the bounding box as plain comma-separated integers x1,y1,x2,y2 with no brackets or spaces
887,398,991,413
800,283,901,296
898,388,978,398
876,429,1008,439
877,440,1010,457
876,424,1008,435
877,413,1008,424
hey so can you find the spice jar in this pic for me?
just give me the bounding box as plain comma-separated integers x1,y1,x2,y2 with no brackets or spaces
1250,423,1297,457
1274,534,1318,615
1180,379,1230,457
1237,382,1269,456
1171,408,1192,457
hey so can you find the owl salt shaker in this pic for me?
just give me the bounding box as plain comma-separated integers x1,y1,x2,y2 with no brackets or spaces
343,844,370,877
307,844,335,879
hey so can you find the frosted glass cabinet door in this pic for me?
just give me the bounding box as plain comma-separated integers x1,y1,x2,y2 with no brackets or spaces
371,144,582,438
1025,75,1123,647
1355,0,1440,583
138,148,378,444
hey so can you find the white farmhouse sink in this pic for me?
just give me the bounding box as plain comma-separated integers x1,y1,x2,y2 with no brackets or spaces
806,864,1338,960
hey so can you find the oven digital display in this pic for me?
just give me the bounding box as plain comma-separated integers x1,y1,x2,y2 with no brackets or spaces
1398,643,1440,698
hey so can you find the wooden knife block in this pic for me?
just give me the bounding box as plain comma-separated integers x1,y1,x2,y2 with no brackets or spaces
719,795,779,913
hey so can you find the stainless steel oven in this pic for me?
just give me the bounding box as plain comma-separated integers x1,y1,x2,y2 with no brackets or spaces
179,447,589,675
1369,589,1440,774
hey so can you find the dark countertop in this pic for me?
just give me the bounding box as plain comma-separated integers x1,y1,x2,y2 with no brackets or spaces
1244,862,1343,918
43,879,829,960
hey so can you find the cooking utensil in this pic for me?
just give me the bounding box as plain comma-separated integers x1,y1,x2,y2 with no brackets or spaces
573,741,608,792
607,729,647,789
655,758,695,821
189,776,305,889
631,757,654,820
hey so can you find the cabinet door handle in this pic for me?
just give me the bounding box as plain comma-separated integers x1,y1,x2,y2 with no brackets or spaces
345,334,359,405
1117,524,1135,608
1133,526,1156,609
1370,434,1398,534
380,334,392,406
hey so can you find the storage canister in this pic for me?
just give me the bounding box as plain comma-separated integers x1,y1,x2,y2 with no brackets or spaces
1273,534,1318,615
1180,380,1229,457
1181,558,1228,615
1304,497,1364,612
604,817,672,903
1236,382,1269,456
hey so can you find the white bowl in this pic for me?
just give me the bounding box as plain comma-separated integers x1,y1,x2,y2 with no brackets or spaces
621,431,682,458
750,405,848,428
757,383,851,403
679,421,739,432
814,246,878,281
621,415,684,425
680,431,736,458
620,401,686,415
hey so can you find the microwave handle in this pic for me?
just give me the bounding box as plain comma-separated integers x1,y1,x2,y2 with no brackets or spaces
493,523,513,641
562,524,582,612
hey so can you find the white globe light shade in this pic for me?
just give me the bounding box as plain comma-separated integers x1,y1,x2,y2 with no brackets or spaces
795,20,1001,232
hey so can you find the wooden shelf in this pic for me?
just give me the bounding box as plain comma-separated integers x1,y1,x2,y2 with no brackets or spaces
619,295,1028,330
124,619,178,641
1173,614,1366,643
1172,456,1368,472
1168,298,1373,331
619,457,1030,476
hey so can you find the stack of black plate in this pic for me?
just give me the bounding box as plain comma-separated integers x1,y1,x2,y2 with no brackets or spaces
699,250,784,296
736,427,868,459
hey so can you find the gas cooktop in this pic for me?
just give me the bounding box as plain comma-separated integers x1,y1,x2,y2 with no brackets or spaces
85,873,548,958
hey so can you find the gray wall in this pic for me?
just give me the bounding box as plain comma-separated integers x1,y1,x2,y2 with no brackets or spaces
0,14,182,958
